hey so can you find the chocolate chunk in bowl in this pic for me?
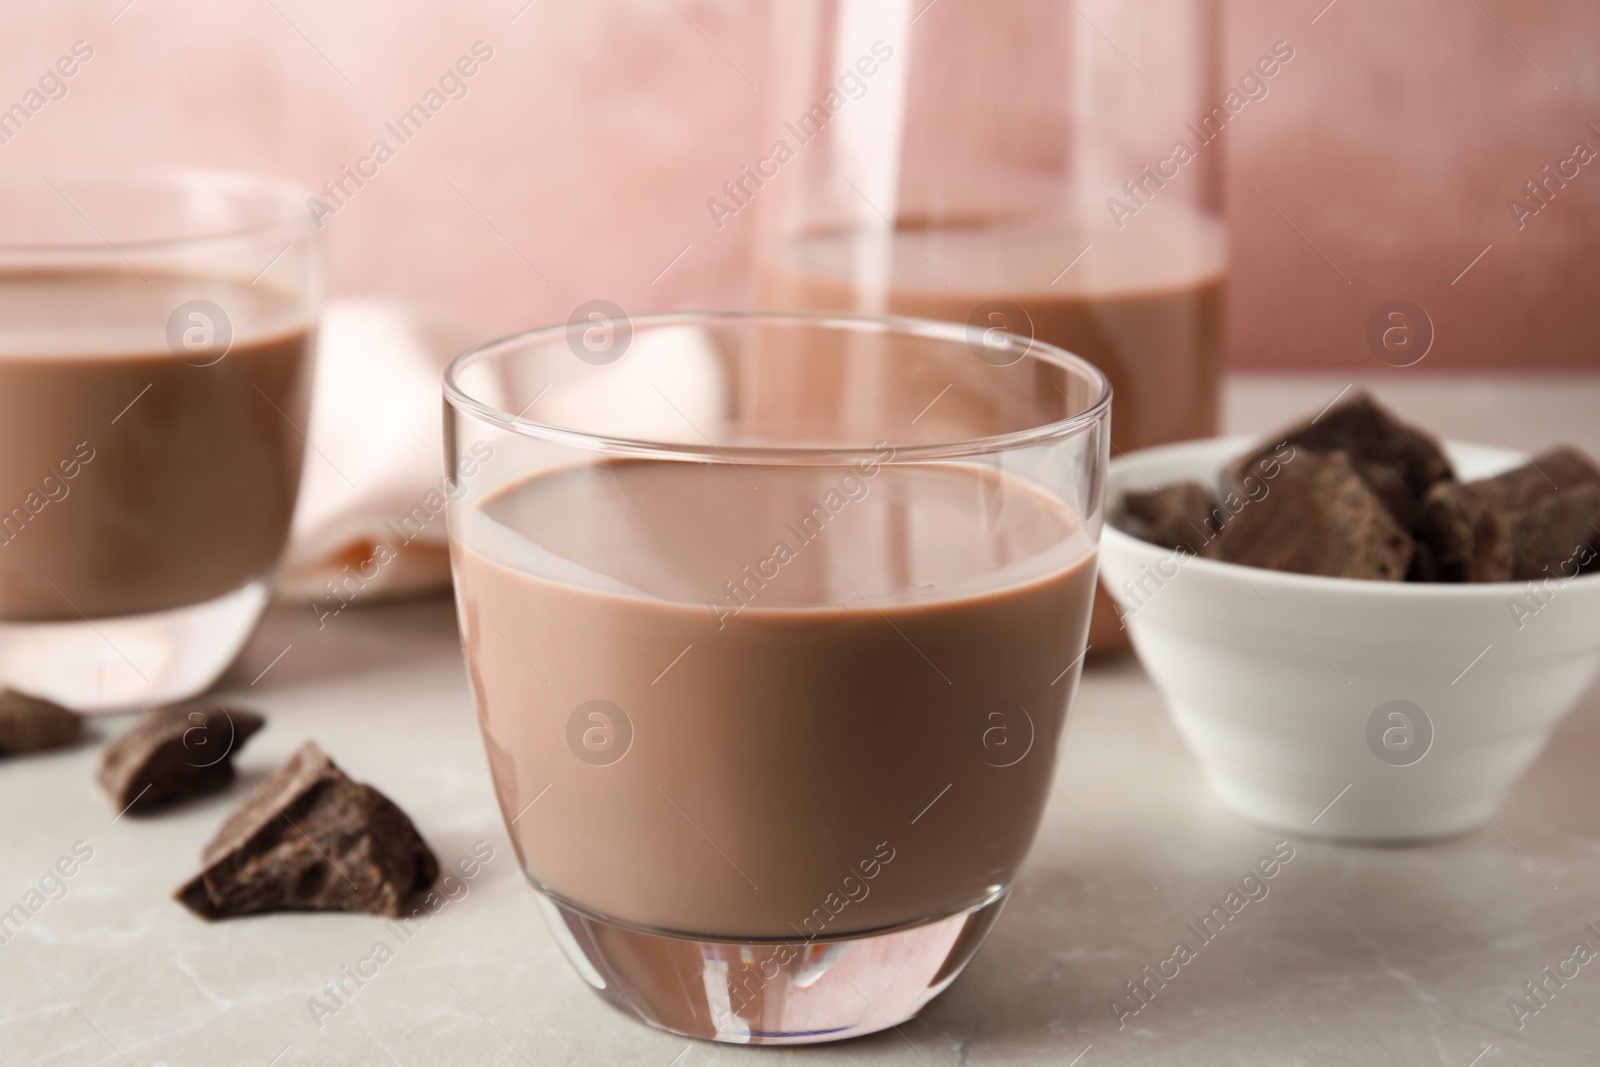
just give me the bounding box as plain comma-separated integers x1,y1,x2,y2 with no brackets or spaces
1418,446,1600,582
1228,391,1452,527
1122,481,1220,556
1210,450,1414,581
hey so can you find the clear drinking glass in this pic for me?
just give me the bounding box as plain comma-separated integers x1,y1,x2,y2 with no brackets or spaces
444,310,1109,1044
0,170,322,710
753,0,1224,656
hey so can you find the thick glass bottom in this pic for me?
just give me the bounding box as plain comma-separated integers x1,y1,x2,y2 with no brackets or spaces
536,886,1008,1045
0,580,269,712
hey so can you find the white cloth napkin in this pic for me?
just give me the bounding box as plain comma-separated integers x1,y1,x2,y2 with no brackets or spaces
276,299,484,604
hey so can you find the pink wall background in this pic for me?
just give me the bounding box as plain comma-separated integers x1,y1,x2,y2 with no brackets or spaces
2,0,1596,371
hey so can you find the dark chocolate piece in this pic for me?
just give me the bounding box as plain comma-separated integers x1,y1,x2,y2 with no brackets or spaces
1406,539,1442,583
1211,450,1413,580
98,702,264,813
1419,447,1600,582
0,690,82,754
1508,486,1600,580
1229,391,1453,526
1123,482,1222,556
177,741,438,920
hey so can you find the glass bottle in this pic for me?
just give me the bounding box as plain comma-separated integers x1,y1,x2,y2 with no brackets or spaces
752,0,1226,655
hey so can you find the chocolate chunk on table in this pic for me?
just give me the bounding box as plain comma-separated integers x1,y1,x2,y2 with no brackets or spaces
1229,391,1453,526
1123,482,1222,556
99,702,264,813
1211,450,1414,581
0,691,82,754
1419,446,1600,582
177,741,438,920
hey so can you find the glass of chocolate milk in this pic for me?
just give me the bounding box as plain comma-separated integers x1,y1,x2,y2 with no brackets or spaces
753,0,1224,656
0,171,321,710
445,311,1109,1043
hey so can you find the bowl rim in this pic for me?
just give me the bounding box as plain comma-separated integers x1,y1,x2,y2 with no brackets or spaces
1103,433,1600,599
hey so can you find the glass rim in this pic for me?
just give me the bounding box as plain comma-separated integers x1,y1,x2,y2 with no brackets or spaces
0,167,316,255
443,309,1113,464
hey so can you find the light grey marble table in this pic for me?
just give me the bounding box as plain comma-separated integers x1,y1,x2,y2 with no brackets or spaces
3,376,1598,1067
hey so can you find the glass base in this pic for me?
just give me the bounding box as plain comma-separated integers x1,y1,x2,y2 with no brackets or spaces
536,887,1008,1045
0,581,269,712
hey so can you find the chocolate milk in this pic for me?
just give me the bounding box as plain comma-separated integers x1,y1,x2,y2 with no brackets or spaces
758,213,1224,653
453,458,1097,940
0,270,314,621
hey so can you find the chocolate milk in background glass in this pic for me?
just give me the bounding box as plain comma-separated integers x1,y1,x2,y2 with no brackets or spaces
758,211,1224,652
0,270,314,621
453,459,1097,939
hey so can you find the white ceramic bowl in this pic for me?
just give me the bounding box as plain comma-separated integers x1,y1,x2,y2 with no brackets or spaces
1101,436,1600,842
